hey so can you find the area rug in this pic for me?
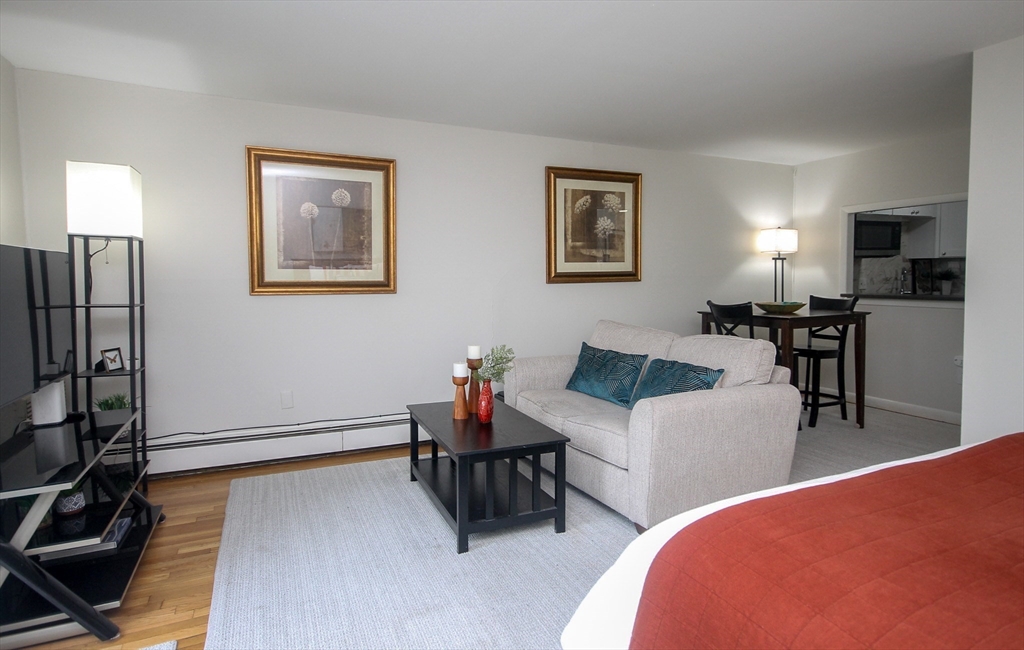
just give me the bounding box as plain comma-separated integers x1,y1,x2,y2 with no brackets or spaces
205,458,637,649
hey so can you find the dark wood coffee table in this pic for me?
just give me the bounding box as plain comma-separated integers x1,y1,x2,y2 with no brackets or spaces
407,400,569,553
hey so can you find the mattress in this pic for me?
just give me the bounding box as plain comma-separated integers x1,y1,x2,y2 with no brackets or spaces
562,433,1024,649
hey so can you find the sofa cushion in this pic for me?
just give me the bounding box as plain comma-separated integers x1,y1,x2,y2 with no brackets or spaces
666,335,776,388
588,320,677,358
563,410,631,469
627,359,724,408
516,388,626,432
566,342,648,407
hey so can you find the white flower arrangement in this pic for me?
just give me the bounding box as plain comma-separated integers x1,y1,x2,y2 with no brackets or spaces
602,194,622,211
300,202,319,220
595,216,615,238
574,195,592,214
332,188,351,207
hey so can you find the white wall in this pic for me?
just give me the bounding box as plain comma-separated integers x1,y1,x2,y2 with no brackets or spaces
13,70,793,464
793,129,970,420
0,55,26,246
962,36,1024,444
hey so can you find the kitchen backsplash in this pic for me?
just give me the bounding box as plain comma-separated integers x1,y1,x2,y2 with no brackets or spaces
854,256,965,297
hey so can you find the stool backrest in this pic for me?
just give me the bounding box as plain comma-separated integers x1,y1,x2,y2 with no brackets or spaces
707,300,755,339
806,295,859,348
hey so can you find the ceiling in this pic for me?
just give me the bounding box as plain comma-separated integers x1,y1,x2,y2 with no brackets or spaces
1,0,1021,165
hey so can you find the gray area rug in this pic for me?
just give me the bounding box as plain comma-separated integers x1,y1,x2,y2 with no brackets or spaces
206,457,637,649
789,406,960,483
206,406,959,649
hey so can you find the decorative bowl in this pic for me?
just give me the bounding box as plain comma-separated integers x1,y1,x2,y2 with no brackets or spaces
755,301,806,314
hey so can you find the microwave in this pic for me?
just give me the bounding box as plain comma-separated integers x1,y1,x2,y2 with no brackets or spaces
854,220,902,256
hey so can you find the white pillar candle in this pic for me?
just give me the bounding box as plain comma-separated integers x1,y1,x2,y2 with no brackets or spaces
453,363,469,377
468,345,481,359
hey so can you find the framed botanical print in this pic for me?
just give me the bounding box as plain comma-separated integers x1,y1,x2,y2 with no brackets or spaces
545,166,641,283
246,146,396,294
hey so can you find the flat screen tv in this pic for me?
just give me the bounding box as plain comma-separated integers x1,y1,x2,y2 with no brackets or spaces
0,243,74,409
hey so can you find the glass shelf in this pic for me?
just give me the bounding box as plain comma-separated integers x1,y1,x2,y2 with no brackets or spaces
0,504,162,634
0,410,139,500
17,462,151,558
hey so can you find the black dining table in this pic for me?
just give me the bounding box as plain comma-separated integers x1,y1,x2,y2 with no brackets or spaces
699,309,870,427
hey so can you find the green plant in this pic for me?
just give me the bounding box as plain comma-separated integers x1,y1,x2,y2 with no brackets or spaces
936,269,959,281
94,392,130,411
476,345,515,383
58,479,84,498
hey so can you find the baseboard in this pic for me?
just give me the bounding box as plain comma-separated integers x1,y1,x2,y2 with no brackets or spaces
847,392,961,425
140,422,417,475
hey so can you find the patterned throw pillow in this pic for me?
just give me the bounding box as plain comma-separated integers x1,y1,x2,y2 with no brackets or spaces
566,342,648,407
627,359,724,408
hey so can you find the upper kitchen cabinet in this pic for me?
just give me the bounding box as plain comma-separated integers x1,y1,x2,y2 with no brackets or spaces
902,201,967,259
892,204,938,218
937,201,967,258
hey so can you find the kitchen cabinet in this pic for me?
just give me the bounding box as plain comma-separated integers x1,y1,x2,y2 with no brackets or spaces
901,201,967,259
937,201,967,257
892,204,938,218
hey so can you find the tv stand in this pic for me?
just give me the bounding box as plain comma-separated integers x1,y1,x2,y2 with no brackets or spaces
0,416,163,646
0,235,161,647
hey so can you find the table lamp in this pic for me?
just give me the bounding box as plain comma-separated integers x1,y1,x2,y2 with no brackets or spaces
757,227,798,302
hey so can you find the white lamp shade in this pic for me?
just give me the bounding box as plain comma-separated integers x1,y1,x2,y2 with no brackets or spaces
66,161,143,238
757,227,798,254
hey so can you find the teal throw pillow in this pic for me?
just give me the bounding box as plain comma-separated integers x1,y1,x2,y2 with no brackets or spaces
565,342,648,407
627,359,724,408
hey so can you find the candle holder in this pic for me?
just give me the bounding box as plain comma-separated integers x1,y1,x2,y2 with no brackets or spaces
466,357,482,414
452,374,469,420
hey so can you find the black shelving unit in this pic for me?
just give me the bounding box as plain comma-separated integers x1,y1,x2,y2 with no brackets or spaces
68,235,148,491
0,236,162,648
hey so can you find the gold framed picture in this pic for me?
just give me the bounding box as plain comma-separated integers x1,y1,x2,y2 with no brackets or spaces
246,146,396,295
545,166,641,284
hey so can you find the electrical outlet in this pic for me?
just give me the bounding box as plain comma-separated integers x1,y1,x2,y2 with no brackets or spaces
281,390,294,409
953,355,963,367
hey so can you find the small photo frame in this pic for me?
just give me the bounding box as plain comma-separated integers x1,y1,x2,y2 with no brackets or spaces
100,348,124,372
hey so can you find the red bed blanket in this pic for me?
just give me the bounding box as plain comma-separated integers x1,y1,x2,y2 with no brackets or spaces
630,433,1024,649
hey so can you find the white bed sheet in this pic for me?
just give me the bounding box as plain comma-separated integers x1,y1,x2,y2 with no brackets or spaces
560,443,973,650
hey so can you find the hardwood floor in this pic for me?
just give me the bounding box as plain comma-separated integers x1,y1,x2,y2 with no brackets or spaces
33,445,417,650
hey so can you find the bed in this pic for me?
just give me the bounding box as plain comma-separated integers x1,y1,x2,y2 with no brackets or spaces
562,432,1023,649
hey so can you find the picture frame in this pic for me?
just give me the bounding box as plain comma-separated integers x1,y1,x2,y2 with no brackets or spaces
246,146,396,295
100,348,124,372
546,166,642,284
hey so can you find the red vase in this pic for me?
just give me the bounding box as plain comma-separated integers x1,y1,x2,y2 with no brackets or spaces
478,380,494,423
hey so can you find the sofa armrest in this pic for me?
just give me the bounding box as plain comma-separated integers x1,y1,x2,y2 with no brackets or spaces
503,355,578,408
770,365,791,384
627,383,800,528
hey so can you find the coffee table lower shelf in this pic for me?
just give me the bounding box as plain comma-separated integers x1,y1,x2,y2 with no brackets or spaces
412,456,558,551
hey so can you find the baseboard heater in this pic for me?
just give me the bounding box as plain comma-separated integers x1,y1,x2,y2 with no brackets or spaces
107,412,415,475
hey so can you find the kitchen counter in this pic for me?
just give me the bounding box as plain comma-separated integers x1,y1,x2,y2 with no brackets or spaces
841,293,963,302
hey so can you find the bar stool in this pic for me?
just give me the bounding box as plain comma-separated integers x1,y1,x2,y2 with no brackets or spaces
794,295,859,427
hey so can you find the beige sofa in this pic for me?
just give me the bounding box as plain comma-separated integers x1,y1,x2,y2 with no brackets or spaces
504,320,801,529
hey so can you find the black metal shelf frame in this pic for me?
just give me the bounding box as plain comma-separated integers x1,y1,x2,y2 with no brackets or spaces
68,235,148,492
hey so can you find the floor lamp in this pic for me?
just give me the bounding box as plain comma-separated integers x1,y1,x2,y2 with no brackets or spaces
758,228,798,302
